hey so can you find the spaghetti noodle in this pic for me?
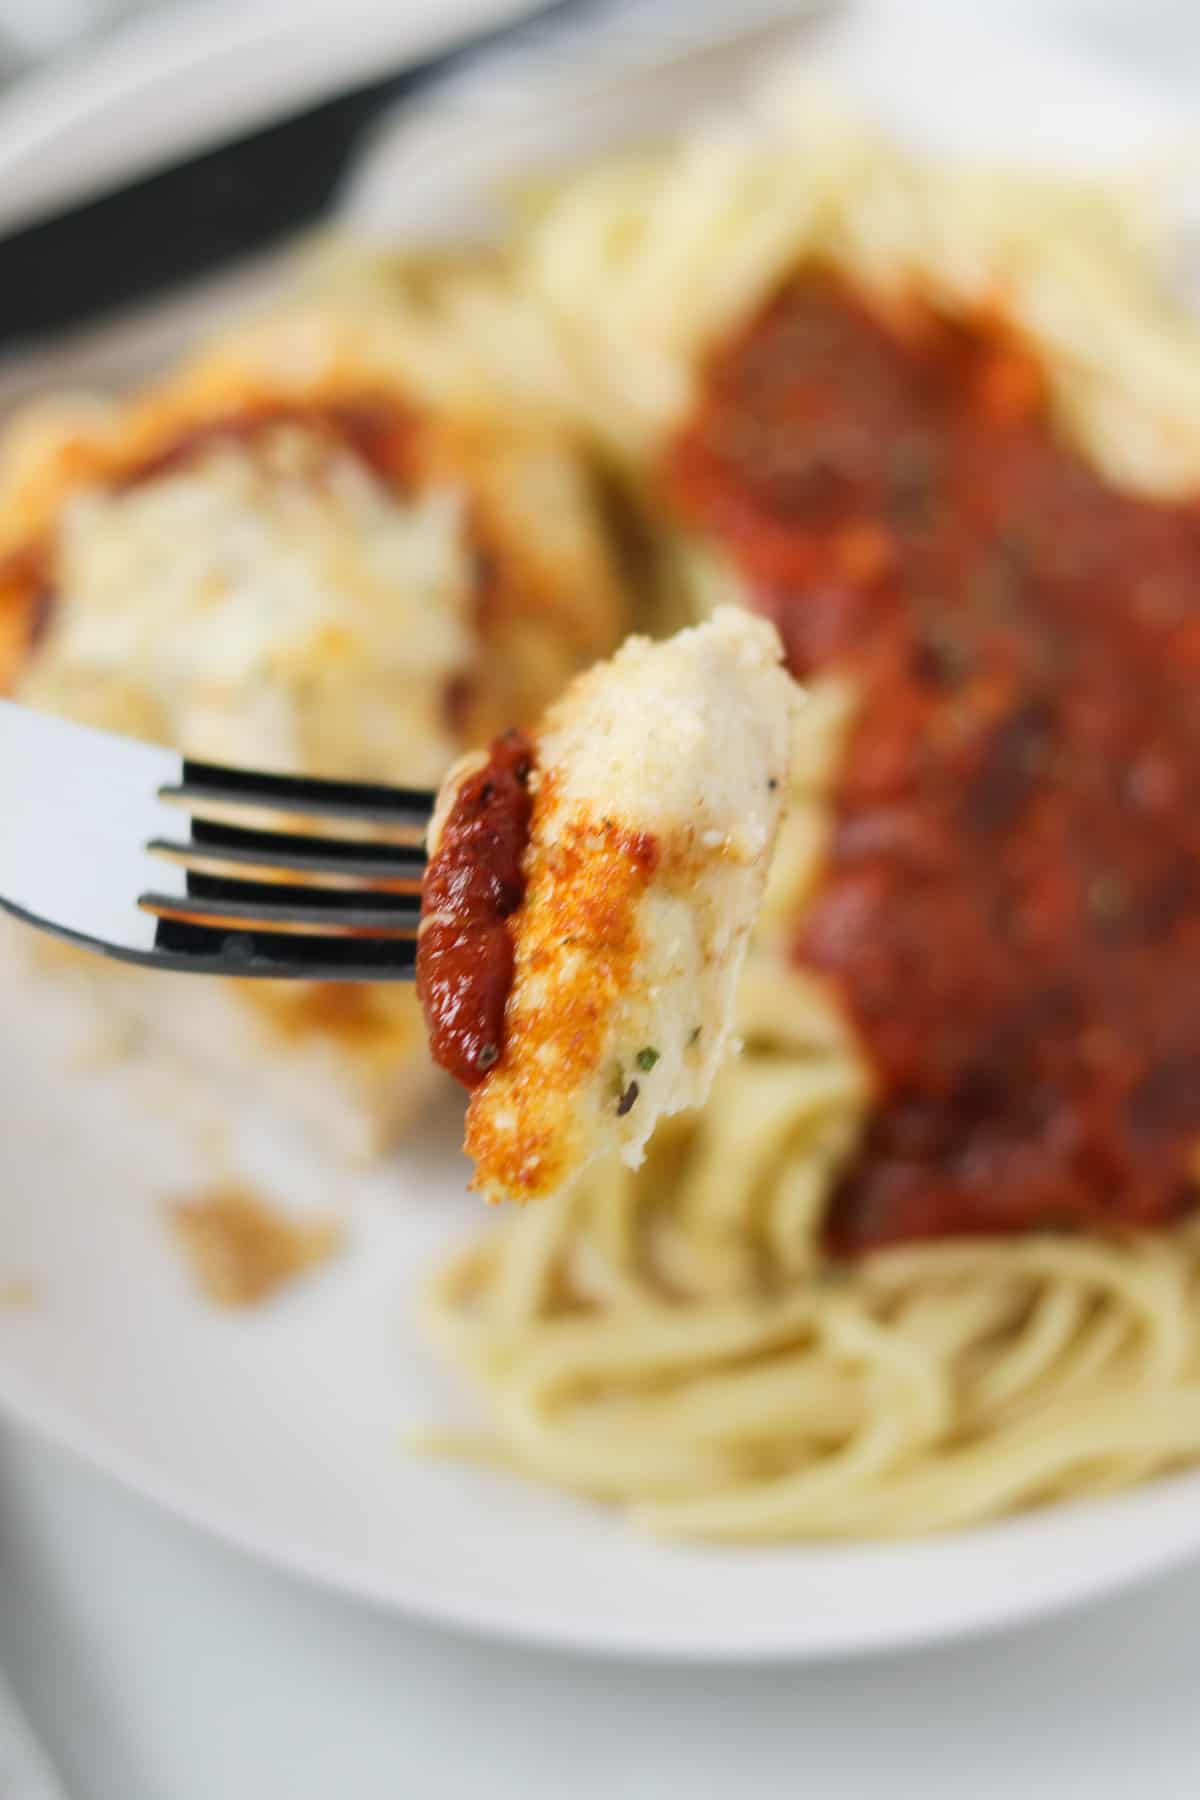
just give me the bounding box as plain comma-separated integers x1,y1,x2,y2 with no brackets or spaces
419,94,1200,1540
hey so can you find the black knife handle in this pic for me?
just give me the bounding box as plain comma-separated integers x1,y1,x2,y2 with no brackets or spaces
0,0,584,349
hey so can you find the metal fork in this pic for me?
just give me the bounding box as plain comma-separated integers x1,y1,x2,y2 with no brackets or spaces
0,702,434,980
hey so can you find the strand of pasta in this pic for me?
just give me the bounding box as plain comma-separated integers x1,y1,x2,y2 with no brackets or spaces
421,1033,1200,1539
416,93,1200,1544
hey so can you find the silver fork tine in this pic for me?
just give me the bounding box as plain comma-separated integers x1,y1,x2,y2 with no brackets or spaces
0,701,433,979
138,892,422,937
147,836,425,891
160,759,432,845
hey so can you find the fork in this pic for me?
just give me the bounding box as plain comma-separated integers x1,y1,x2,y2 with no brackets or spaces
0,702,435,980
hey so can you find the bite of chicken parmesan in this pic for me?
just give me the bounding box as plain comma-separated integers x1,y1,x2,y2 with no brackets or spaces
419,607,796,1201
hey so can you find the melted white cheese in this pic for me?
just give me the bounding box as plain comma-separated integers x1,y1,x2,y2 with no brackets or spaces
20,425,477,784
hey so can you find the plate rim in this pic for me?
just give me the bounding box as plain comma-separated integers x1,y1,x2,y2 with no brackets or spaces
5,1341,1200,1664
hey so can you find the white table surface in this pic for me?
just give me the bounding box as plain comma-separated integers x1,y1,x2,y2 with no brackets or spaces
5,1415,1200,1800
7,2,1200,1796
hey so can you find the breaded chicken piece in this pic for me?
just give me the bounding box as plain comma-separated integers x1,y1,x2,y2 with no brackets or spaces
424,607,796,1201
0,300,630,1159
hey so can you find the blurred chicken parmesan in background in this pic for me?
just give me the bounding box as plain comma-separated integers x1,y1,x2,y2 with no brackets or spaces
0,293,630,1156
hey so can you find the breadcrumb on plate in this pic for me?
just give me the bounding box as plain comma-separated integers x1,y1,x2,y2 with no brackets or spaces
167,1184,344,1308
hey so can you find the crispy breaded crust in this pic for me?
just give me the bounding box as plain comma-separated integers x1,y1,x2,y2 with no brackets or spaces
465,797,660,1199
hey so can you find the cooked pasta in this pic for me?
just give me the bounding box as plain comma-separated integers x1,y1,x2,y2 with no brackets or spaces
418,89,1200,1541
423,992,1200,1539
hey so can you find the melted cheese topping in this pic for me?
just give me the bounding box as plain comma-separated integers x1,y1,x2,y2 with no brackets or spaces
19,425,476,785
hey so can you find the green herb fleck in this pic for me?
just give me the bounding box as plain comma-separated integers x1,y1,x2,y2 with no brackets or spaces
687,1026,702,1049
635,1047,660,1073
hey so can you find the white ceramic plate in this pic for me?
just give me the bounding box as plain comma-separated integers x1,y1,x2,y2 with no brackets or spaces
2,2,1200,1663
0,1661,63,1800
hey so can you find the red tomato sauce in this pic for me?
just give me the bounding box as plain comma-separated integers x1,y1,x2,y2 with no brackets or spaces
117,397,420,492
417,731,535,1089
668,267,1200,1251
